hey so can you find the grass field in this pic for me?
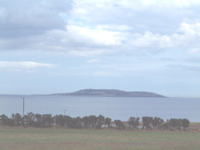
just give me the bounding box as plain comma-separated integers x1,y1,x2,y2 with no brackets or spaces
0,127,200,150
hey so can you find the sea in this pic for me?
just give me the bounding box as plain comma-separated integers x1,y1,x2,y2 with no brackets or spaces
0,95,199,122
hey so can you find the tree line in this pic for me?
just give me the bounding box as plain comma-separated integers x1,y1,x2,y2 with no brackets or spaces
0,113,190,130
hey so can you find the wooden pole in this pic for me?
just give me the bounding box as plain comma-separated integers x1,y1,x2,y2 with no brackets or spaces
23,97,25,118
64,110,66,116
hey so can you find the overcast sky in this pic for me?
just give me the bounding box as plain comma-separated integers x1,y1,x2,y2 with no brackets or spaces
0,0,200,97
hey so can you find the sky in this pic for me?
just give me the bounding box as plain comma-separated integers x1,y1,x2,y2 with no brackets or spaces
0,0,200,97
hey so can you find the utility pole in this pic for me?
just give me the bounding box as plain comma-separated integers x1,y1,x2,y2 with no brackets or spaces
23,97,25,118
64,110,66,116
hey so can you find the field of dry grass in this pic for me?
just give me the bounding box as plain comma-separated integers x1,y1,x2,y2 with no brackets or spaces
190,122,200,130
0,125,200,150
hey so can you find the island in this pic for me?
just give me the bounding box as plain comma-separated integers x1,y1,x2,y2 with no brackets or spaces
52,89,167,98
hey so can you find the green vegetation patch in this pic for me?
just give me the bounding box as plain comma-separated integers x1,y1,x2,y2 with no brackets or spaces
0,128,200,150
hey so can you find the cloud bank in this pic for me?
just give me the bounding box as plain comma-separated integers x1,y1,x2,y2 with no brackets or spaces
0,0,200,57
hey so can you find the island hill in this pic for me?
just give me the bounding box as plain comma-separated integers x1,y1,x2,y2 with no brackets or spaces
52,89,167,98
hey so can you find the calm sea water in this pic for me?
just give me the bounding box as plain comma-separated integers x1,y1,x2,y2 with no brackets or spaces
0,95,199,122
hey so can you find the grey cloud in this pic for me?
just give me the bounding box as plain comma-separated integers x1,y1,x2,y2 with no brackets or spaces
0,0,73,38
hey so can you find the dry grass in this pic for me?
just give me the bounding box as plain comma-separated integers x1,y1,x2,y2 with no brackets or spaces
190,122,200,130
0,127,199,150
